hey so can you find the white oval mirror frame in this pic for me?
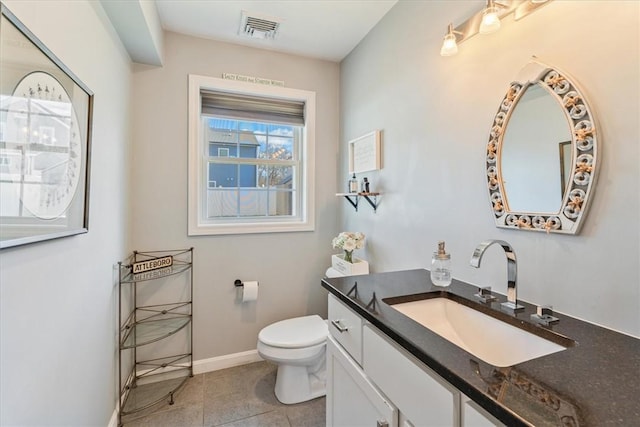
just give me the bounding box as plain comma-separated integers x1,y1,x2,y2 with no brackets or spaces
485,60,599,234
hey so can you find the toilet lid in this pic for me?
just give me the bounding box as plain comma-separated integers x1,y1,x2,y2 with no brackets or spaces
259,315,327,349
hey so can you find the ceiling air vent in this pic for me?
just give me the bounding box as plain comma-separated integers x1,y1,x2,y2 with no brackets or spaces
239,11,281,40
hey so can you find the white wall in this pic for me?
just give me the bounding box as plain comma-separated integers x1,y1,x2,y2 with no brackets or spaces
129,32,340,360
340,0,639,336
0,1,132,425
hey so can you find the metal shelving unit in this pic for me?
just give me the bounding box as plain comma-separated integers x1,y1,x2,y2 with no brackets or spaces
117,248,193,426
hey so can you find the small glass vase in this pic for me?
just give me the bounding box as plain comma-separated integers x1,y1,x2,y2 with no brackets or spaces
343,250,354,263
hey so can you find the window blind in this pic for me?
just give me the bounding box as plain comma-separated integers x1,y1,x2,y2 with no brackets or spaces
201,90,305,125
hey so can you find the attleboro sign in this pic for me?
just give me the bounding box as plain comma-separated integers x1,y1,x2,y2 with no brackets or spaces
132,256,173,274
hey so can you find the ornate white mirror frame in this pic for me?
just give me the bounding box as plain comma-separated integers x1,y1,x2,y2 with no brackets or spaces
485,59,599,234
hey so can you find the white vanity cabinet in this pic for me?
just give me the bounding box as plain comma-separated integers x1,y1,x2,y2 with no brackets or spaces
461,395,505,427
327,336,398,427
363,325,460,426
327,293,505,427
327,294,397,426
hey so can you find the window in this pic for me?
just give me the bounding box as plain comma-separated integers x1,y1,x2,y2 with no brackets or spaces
188,75,315,235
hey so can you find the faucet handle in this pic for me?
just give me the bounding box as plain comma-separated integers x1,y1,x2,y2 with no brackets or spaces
537,305,553,317
530,305,559,325
474,286,496,303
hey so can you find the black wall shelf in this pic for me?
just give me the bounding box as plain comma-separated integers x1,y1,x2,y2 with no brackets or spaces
336,192,381,212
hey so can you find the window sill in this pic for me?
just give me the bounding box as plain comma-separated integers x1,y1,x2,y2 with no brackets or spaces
188,221,314,236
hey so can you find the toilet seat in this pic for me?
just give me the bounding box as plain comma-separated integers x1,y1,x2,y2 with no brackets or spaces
257,340,326,364
258,315,327,348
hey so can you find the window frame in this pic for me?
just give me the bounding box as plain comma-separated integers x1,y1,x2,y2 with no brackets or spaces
188,74,315,236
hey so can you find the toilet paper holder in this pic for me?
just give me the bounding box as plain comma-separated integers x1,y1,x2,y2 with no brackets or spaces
235,279,259,287
235,279,259,303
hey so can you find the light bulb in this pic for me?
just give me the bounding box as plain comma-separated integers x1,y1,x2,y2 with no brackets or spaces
440,24,459,57
480,4,501,34
440,33,458,56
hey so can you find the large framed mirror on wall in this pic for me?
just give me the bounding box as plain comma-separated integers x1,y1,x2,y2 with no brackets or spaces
0,4,93,249
485,59,599,235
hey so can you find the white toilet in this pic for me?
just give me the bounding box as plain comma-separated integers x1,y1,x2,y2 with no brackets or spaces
257,314,328,404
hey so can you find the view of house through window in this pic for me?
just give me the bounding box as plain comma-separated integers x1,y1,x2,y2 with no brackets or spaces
204,117,301,219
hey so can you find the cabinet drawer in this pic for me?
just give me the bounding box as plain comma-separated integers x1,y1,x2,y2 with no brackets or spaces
363,325,460,427
328,294,363,365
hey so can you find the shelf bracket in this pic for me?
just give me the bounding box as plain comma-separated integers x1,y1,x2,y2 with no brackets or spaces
362,194,378,212
343,194,359,211
336,193,380,212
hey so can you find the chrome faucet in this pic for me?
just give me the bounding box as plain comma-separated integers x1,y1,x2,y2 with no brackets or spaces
470,239,524,313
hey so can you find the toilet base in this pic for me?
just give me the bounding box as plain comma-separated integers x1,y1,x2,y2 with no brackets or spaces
273,357,326,404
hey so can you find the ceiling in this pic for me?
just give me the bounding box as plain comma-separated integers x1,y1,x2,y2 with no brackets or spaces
101,0,398,65
154,0,398,62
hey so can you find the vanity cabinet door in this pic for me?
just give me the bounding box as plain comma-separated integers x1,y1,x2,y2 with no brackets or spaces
327,336,398,427
363,325,460,427
461,395,505,427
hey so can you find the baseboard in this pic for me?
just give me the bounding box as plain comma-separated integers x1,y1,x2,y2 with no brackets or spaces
193,349,263,375
135,349,263,382
107,350,262,425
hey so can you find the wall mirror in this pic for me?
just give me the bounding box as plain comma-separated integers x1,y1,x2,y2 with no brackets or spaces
0,4,93,249
485,59,598,234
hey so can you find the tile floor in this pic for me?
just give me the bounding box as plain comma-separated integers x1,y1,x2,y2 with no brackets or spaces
122,361,326,427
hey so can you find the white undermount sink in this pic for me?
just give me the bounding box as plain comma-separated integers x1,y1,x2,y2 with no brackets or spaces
387,296,570,367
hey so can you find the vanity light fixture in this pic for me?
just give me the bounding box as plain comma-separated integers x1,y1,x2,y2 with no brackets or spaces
479,0,503,34
440,0,553,57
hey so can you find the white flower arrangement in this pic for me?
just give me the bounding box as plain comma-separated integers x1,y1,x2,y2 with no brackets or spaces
332,232,365,263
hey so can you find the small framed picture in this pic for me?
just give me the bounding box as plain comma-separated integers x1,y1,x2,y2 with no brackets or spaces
348,130,381,174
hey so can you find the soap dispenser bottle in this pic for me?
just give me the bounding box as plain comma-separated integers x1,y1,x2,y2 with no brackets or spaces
348,173,359,193
431,241,452,287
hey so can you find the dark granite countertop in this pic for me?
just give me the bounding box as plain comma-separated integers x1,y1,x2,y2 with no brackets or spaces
322,269,640,427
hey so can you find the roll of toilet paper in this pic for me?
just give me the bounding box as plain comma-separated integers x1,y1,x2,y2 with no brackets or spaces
325,267,344,278
242,281,259,302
